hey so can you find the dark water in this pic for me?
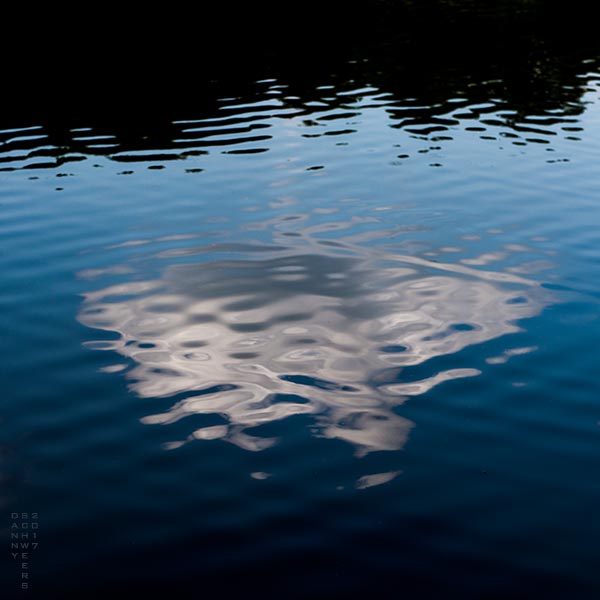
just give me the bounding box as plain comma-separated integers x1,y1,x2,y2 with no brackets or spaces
2,2,600,598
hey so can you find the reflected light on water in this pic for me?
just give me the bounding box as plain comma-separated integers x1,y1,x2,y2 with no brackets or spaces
78,228,548,457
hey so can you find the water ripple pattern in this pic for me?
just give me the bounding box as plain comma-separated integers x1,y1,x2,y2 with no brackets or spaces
3,5,600,597
2,63,599,173
79,228,547,456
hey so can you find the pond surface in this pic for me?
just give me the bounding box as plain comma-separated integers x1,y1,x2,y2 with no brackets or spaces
2,2,600,598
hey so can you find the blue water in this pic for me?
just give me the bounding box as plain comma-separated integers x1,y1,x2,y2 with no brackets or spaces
2,6,600,598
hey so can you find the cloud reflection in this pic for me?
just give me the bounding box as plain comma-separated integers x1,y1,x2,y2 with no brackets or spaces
356,470,402,490
78,233,547,457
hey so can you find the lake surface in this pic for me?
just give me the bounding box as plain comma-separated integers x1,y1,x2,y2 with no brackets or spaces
2,2,600,598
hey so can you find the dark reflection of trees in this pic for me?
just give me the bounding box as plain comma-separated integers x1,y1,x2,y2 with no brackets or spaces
1,0,599,162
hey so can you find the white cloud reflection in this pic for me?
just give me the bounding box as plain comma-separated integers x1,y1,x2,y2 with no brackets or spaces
356,470,402,490
78,231,547,457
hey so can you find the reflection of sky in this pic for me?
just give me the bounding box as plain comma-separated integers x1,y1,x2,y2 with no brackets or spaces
78,229,547,459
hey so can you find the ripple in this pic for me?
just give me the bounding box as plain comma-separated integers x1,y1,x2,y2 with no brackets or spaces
4,4,600,595
3,49,598,174
78,227,548,457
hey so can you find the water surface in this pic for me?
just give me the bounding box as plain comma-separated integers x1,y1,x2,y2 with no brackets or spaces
2,2,600,598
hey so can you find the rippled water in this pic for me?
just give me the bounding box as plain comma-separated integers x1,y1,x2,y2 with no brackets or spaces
3,3,600,598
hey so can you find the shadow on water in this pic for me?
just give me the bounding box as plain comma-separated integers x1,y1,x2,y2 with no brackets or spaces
2,0,600,169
